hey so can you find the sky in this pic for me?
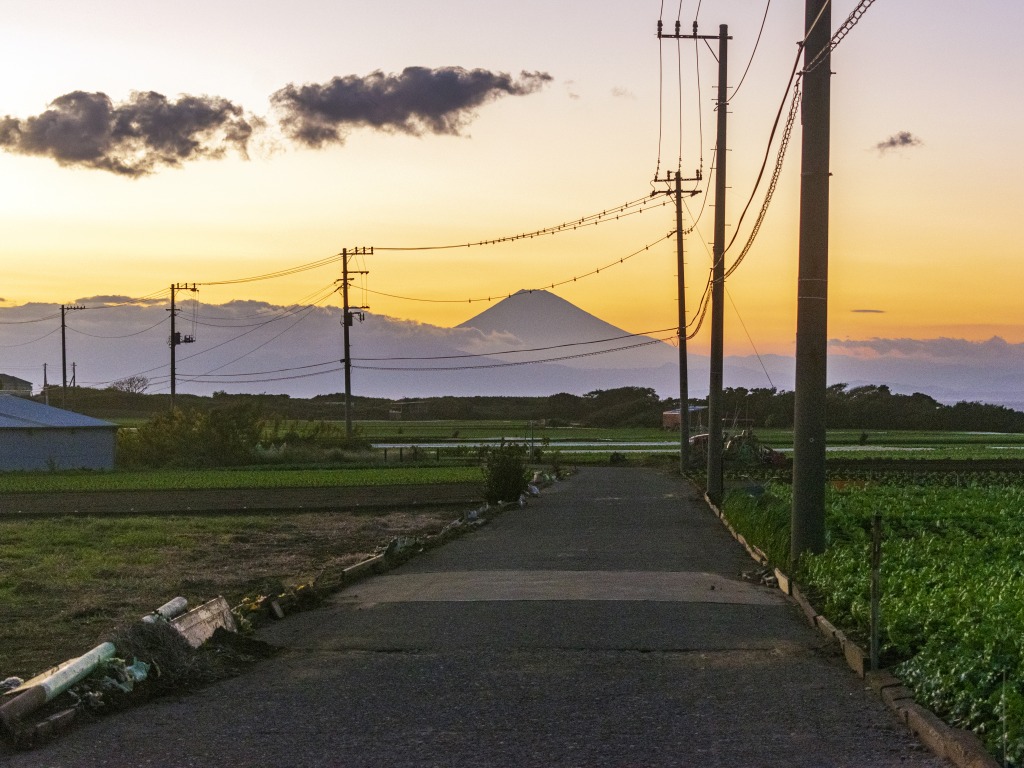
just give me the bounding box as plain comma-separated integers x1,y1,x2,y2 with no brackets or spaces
1,1,1023,399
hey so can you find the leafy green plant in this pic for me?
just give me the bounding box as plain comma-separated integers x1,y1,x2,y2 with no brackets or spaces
481,442,529,503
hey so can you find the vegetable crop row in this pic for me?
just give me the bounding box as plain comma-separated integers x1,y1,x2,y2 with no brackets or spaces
723,480,1024,765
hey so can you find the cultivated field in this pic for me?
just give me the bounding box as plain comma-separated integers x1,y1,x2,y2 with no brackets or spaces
721,465,1024,764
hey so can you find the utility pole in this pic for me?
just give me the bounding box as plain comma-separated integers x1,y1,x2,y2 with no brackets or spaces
707,23,730,507
790,0,832,567
43,363,49,405
60,304,84,408
339,248,371,439
656,20,729,488
168,283,197,410
651,167,701,473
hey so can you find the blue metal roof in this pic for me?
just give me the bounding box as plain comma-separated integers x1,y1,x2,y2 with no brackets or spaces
0,395,117,429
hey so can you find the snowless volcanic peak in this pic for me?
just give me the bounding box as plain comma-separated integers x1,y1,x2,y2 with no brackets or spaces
457,289,630,346
455,289,678,370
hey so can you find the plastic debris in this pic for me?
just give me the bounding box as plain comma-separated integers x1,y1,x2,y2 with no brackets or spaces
1,677,23,694
0,643,116,735
141,596,189,624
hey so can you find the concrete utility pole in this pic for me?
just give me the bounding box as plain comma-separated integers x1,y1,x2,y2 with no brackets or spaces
791,0,832,566
650,164,701,473
673,172,691,471
339,248,371,439
707,24,730,507
169,284,197,410
655,20,728,484
60,304,84,408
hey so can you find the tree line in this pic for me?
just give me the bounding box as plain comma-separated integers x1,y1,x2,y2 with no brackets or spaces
50,383,1024,433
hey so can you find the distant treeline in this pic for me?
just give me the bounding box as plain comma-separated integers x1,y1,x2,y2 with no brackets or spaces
49,383,1024,433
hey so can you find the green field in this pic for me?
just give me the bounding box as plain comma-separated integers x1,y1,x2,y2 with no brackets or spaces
0,466,481,494
721,473,1024,765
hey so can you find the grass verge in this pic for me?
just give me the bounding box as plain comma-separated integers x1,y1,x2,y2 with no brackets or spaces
0,506,461,678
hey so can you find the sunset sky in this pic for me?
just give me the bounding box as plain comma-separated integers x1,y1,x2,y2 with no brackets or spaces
2,0,1022,367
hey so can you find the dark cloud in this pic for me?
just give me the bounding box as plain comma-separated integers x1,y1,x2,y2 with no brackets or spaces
272,66,552,147
0,90,256,176
875,131,922,154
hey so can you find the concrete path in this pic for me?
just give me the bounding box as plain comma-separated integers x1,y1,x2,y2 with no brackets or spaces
3,467,948,767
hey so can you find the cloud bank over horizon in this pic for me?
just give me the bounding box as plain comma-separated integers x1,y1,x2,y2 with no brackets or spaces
829,335,1024,363
1,299,1021,411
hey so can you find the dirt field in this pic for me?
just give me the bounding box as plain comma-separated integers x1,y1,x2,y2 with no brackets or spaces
0,484,483,678
0,482,483,518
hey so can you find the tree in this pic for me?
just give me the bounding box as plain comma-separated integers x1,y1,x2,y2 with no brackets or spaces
109,375,150,394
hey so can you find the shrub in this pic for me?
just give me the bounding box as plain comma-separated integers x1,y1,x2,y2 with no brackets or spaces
482,442,530,503
117,403,264,468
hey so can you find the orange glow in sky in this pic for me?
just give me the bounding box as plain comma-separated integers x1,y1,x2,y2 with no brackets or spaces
2,0,1022,361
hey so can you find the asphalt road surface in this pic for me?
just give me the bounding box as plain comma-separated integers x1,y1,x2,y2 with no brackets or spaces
3,467,949,767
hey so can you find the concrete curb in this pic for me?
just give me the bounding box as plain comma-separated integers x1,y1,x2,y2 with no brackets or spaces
705,494,999,768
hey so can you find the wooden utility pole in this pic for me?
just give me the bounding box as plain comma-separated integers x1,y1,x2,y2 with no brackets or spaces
169,284,197,410
339,248,370,439
791,0,832,566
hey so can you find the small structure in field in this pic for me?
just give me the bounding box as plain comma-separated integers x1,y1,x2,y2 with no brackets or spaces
0,395,118,471
0,374,33,398
662,406,707,430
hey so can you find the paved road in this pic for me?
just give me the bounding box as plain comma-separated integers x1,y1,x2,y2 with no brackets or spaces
3,467,947,767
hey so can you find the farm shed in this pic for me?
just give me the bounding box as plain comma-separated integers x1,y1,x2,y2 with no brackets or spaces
662,406,707,430
0,395,118,471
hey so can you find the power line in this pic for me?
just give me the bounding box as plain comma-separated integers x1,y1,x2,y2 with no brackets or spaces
726,288,775,389
0,312,61,325
353,326,680,361
804,0,877,74
374,194,668,252
723,47,803,261
0,327,61,347
730,0,772,100
188,299,334,379
354,336,674,372
163,326,681,384
178,366,344,385
192,284,339,328
726,79,801,280
68,316,169,339
196,253,342,286
364,233,672,306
